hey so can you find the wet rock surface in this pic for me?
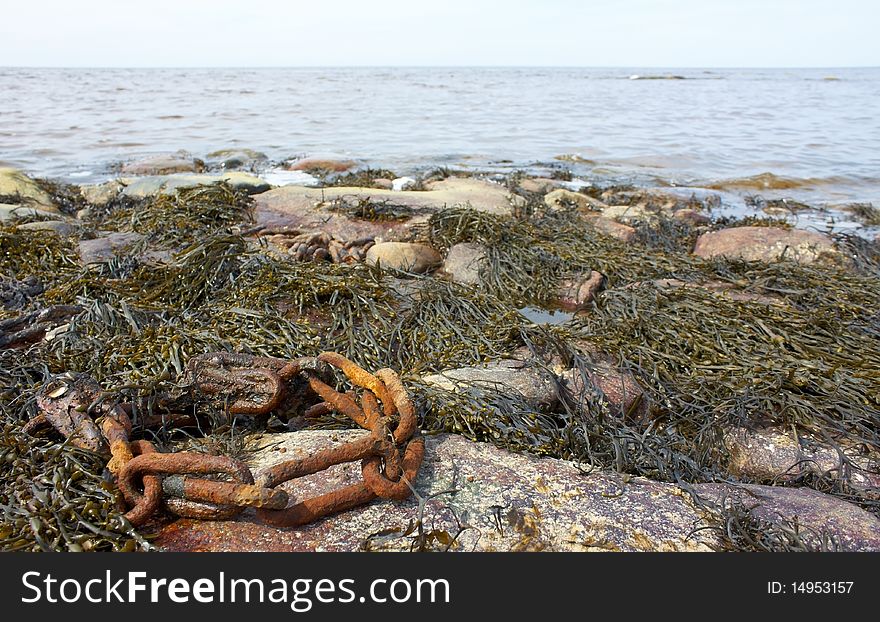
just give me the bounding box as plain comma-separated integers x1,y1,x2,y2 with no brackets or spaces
724,427,880,494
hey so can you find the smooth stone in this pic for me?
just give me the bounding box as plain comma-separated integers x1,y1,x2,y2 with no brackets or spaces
120,152,205,175
365,242,441,273
205,149,268,170
696,483,880,551
583,214,636,243
392,176,417,191
80,180,125,206
421,359,560,409
724,427,880,495
285,157,357,173
693,226,838,264
16,220,77,236
78,232,144,264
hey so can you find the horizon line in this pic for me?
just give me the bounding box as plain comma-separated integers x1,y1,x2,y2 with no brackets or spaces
2,64,879,70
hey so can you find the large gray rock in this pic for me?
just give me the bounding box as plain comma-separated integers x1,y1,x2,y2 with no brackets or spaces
154,432,722,552
80,173,269,204
693,226,838,264
0,168,57,210
365,242,441,273
440,242,488,285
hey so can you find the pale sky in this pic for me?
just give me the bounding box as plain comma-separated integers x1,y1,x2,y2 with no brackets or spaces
1,0,877,67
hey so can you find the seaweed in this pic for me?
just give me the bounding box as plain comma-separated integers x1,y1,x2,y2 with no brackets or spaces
326,196,416,222
3,177,880,551
328,168,397,188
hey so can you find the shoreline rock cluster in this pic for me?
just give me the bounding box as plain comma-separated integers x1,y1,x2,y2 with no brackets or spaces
1,153,878,552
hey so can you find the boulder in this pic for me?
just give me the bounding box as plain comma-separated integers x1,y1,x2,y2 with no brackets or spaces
557,271,604,310
285,157,357,173
16,220,77,236
0,168,57,210
0,203,60,222
154,432,721,552
439,242,488,286
696,483,880,551
365,242,441,273
79,180,125,206
693,226,838,264
78,232,143,264
120,152,205,175
421,359,559,409
544,188,607,212
119,172,270,198
724,427,880,495
205,149,268,170
252,177,519,242
583,214,636,243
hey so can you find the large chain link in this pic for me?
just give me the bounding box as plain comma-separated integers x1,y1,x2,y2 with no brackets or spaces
25,352,424,529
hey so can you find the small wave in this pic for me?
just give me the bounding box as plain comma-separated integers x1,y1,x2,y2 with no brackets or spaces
68,170,93,178
260,169,320,187
701,172,855,191
628,74,686,80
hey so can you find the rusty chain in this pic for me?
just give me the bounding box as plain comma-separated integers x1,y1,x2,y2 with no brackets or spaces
24,352,424,529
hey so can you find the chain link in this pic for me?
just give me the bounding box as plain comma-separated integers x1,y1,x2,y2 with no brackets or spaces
25,351,424,530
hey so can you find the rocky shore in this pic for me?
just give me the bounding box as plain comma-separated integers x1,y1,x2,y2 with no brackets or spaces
1,152,879,552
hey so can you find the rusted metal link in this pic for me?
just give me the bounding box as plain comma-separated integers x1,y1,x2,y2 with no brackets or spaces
34,351,425,531
161,475,289,510
119,451,256,523
361,435,426,500
123,440,163,527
